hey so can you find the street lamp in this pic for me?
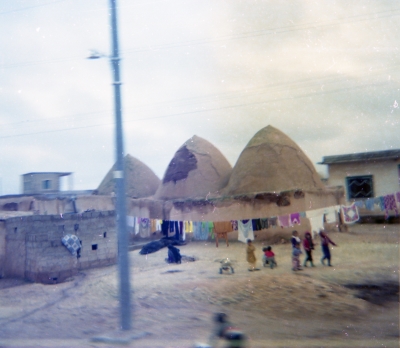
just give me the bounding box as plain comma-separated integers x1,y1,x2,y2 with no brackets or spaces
89,0,131,330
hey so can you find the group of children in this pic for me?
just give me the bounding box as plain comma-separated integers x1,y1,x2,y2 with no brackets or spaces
246,229,337,272
291,229,338,271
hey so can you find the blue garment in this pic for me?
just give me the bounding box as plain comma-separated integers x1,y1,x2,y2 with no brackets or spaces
365,199,375,211
174,221,180,240
193,222,202,240
161,220,169,236
321,245,331,264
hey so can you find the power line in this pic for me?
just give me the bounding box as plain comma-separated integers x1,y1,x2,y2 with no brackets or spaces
1,63,398,131
122,9,400,55
0,79,392,139
1,8,399,69
0,0,68,15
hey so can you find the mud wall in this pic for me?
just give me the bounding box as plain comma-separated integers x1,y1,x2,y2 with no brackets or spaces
4,211,117,284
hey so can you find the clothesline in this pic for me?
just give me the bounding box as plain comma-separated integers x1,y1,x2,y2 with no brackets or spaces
126,191,400,243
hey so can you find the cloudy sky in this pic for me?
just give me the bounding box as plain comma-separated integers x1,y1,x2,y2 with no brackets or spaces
1,0,399,195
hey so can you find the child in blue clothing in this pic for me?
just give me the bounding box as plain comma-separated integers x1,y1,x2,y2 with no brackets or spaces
292,242,303,271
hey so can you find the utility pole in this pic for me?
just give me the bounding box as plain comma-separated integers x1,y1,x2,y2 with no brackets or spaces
109,0,131,330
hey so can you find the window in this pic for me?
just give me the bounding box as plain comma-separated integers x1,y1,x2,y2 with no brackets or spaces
42,180,52,189
346,175,373,199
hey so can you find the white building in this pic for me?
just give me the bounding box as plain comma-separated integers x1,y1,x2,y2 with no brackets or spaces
320,149,400,201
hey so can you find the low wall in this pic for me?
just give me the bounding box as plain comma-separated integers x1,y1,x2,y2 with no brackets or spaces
4,211,117,284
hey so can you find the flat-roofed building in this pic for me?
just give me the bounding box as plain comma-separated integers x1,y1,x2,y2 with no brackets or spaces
22,172,72,194
320,149,400,200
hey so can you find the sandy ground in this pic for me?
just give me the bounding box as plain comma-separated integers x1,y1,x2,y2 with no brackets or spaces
0,224,398,348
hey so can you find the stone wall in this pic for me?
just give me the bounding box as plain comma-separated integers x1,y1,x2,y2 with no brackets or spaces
4,211,117,284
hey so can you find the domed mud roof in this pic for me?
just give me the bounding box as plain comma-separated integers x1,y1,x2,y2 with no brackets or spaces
154,135,232,200
222,125,325,195
96,154,160,198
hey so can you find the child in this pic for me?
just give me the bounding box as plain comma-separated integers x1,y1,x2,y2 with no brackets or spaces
246,239,258,271
319,230,337,267
291,230,301,248
303,231,315,267
292,242,303,271
262,246,277,269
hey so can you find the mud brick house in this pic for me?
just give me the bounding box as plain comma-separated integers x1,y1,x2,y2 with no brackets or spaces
0,210,117,284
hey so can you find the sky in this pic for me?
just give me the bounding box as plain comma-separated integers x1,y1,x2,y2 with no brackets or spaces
1,0,399,195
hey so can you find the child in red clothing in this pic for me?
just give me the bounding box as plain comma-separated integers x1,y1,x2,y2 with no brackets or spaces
262,246,277,269
303,231,315,267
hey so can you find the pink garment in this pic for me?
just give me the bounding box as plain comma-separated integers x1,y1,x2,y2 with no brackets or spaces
395,192,400,205
278,215,290,228
341,203,360,224
290,213,301,226
383,194,398,217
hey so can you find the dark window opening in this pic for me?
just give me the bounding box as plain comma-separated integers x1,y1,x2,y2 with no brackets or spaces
346,175,374,199
103,232,107,238
14,227,17,233
42,180,52,190
91,244,98,251
74,224,79,231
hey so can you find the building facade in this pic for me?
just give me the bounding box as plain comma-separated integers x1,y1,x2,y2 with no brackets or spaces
22,172,72,194
320,149,400,201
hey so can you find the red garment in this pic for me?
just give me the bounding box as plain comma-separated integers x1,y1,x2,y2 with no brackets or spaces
265,250,275,257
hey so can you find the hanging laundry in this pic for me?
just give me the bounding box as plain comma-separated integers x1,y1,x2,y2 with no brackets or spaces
126,216,135,227
161,220,169,236
395,192,400,207
268,217,278,228
365,198,376,211
184,221,193,233
139,218,151,238
289,213,301,226
376,197,385,211
251,219,258,231
324,206,339,224
214,221,234,234
156,219,162,232
193,222,202,240
341,203,360,224
238,219,254,243
169,221,175,233
354,201,365,208
181,222,186,241
61,234,81,257
231,220,238,231
174,221,180,240
198,222,209,240
150,219,157,233
134,217,140,235
260,218,269,229
278,215,290,228
383,194,398,218
306,209,325,237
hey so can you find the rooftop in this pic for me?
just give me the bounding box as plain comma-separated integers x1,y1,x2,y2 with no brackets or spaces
22,172,72,176
320,149,400,164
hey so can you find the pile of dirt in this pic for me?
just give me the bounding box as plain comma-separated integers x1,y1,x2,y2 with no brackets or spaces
154,135,232,200
96,154,160,198
222,125,325,195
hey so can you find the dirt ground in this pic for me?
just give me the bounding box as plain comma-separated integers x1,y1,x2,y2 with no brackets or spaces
0,224,398,348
